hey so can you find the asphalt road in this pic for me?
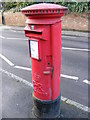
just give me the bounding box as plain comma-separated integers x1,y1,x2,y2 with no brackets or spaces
0,27,89,118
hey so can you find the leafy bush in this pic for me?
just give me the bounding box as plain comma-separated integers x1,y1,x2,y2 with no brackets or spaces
4,2,17,11
4,2,89,13
4,2,32,12
59,2,89,13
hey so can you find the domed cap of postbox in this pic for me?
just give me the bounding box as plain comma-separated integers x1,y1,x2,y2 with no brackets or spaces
21,3,67,18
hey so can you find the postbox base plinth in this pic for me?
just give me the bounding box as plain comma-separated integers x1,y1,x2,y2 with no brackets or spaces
33,95,60,118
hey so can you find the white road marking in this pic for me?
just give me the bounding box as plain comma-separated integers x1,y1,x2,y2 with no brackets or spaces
61,96,67,101
0,53,14,66
83,79,90,85
0,26,11,29
10,30,24,33
10,30,17,32
14,66,78,81
62,35,76,39
62,47,90,52
0,36,5,39
0,68,89,113
61,74,78,81
14,66,32,71
0,53,79,81
0,68,33,87
1,53,89,86
65,97,90,112
0,36,27,40
6,38,27,40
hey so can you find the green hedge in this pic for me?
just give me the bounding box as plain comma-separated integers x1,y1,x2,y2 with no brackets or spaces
59,2,89,13
4,2,89,13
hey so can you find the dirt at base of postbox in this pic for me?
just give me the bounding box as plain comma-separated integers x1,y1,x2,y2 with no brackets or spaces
0,12,89,32
31,100,88,118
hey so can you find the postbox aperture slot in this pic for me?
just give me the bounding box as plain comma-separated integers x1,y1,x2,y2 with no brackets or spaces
30,40,39,60
25,30,42,39
27,30,42,34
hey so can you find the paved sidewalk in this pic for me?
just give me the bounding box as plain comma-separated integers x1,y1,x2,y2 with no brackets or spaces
2,72,89,118
0,25,89,37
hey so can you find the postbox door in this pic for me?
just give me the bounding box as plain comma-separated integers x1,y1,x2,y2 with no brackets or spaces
28,25,53,100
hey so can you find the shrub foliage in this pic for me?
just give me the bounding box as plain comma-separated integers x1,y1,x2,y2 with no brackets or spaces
3,2,90,13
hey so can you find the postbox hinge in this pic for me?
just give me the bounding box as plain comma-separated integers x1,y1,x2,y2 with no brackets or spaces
51,66,54,78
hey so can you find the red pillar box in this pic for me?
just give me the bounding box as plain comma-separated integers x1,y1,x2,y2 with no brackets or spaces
21,3,67,118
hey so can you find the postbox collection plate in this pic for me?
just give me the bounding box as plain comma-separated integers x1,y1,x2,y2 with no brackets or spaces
30,40,39,60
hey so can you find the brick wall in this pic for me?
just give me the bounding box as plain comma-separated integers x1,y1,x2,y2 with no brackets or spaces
0,12,88,31
3,12,27,26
